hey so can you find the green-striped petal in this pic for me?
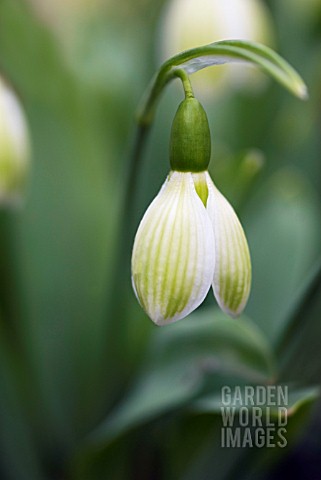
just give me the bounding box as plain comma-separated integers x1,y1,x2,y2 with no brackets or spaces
205,172,251,316
131,171,215,325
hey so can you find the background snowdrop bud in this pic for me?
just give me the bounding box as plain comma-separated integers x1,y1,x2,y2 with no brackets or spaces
159,0,274,95
170,97,211,172
131,171,215,326
0,76,31,207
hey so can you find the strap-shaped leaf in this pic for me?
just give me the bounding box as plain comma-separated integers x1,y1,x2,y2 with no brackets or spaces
191,386,319,416
138,40,308,125
77,310,275,451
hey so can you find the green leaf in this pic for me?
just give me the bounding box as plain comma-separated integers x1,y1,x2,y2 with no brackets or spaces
138,40,308,125
80,309,275,451
191,386,319,417
276,258,321,384
276,257,321,355
179,386,319,480
0,0,119,440
0,322,44,479
244,168,321,344
165,387,319,480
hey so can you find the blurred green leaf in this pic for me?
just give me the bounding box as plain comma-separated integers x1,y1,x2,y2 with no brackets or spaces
209,148,265,208
277,258,321,354
191,386,319,416
138,39,307,125
0,322,43,479
230,389,320,480
277,259,321,384
245,168,321,343
166,387,319,480
81,310,274,450
0,0,120,445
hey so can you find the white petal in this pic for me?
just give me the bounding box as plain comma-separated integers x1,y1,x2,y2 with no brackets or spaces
0,77,30,206
131,171,215,326
205,172,251,317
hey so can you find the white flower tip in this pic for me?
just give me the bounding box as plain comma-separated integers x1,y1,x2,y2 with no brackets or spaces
215,292,251,319
211,239,252,319
150,311,188,327
132,276,190,326
297,82,309,100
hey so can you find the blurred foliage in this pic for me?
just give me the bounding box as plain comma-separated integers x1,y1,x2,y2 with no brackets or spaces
0,0,320,479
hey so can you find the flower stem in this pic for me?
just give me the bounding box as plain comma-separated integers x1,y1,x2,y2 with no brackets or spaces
174,69,194,99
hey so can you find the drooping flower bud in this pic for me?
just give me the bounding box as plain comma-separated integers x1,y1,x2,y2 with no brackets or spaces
132,94,252,325
0,76,30,207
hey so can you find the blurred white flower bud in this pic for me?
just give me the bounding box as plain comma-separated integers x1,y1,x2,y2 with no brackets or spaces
158,0,275,96
0,77,31,207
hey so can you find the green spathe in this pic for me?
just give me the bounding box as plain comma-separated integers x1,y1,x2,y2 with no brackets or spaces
170,98,211,172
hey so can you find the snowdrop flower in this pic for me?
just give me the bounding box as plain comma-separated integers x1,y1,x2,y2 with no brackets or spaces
132,96,251,325
158,0,274,95
0,76,30,207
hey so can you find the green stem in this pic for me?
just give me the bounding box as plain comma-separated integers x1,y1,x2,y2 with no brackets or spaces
136,68,193,126
174,69,194,99
101,121,153,411
122,123,151,228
